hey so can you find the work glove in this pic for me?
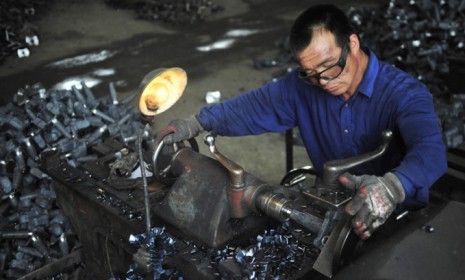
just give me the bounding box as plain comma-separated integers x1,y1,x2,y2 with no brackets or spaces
162,115,204,145
338,172,405,240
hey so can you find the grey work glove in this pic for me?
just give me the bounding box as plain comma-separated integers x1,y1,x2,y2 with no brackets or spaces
163,115,204,145
338,172,405,240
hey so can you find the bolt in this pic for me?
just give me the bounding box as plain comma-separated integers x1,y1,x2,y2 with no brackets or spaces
46,101,61,115
109,82,119,105
31,234,49,257
59,233,69,256
70,119,90,132
92,108,115,123
71,141,88,158
29,167,47,179
51,117,72,138
0,231,33,239
0,176,13,194
12,166,23,191
86,125,108,145
22,137,38,160
71,86,88,108
81,81,98,109
30,131,46,149
18,246,44,259
5,115,26,130
76,154,98,162
15,147,26,172
67,98,75,117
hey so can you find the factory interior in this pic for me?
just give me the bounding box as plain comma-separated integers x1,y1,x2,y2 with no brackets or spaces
1,0,465,279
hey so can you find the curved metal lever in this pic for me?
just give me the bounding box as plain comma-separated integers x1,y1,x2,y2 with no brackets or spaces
204,134,244,189
204,134,247,218
322,130,393,188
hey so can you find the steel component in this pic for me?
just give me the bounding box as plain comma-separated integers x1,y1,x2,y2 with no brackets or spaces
312,214,355,278
91,108,115,123
109,82,119,105
51,117,72,139
86,125,108,144
137,135,151,234
255,191,324,234
15,146,26,172
22,137,38,160
322,130,393,188
0,176,13,194
81,81,98,109
0,231,33,239
204,133,247,218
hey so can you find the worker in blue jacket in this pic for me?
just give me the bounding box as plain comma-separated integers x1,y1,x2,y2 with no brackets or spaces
161,4,447,239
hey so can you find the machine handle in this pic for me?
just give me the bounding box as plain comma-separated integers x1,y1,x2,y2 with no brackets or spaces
322,130,393,188
204,134,245,189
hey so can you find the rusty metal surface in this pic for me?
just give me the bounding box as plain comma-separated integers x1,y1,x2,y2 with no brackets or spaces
155,147,270,248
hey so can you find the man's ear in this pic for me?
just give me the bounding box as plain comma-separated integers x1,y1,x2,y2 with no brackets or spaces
349,33,360,54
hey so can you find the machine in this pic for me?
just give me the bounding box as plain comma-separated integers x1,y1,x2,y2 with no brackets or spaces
41,68,398,279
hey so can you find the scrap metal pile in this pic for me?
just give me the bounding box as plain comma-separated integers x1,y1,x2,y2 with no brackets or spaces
350,0,465,148
0,83,146,279
0,0,50,63
348,0,465,97
125,221,317,280
106,0,224,24
253,0,465,148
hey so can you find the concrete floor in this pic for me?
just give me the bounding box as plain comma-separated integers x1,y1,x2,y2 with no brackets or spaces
0,0,377,184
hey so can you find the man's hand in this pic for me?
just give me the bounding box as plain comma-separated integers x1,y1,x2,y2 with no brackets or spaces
162,115,204,145
338,172,405,239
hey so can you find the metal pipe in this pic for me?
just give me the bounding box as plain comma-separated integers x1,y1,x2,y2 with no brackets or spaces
138,135,151,234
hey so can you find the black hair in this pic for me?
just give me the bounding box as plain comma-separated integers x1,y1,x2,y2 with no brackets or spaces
289,4,357,56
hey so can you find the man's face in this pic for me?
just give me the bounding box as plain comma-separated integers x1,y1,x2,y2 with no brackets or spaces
296,29,357,97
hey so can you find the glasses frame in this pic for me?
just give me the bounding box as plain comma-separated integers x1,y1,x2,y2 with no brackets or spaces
298,44,349,85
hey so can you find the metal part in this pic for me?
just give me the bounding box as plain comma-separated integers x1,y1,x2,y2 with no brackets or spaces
301,131,393,208
109,82,119,105
204,133,247,218
137,135,151,234
313,214,357,278
322,130,393,188
256,192,323,234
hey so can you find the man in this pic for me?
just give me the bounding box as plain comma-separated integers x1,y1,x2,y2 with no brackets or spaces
161,4,447,239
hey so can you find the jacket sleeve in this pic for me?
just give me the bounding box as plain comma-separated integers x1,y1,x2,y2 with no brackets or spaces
197,72,299,136
391,82,447,207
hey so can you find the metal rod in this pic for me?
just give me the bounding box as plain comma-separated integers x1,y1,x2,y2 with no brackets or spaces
152,139,165,178
137,135,151,234
285,129,293,173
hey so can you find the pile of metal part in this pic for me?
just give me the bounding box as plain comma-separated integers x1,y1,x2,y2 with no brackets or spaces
0,0,50,63
125,221,317,280
126,227,181,280
0,82,147,279
348,0,465,97
106,0,224,24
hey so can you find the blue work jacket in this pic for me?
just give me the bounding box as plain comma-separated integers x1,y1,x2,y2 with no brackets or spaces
197,50,447,207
